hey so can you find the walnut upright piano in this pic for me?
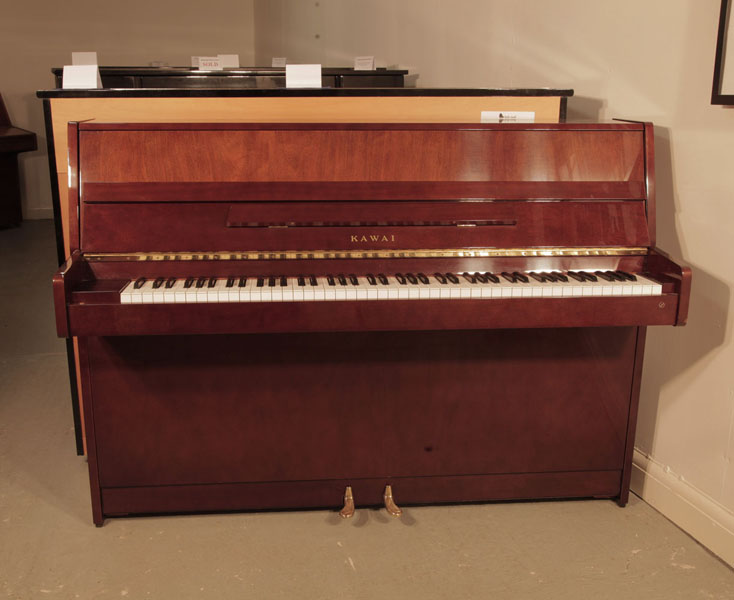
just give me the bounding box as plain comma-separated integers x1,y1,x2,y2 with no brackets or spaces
53,121,690,525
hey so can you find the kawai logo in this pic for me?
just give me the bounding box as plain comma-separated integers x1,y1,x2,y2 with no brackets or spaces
350,234,396,243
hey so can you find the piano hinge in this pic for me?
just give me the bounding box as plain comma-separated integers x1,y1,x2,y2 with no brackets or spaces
83,247,650,262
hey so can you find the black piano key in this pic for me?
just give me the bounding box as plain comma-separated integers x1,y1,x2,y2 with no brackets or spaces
395,273,407,284
257,277,265,287
594,271,615,282
551,272,568,282
580,272,597,282
528,273,547,283
462,272,476,283
327,274,336,286
406,273,418,284
152,277,165,289
196,276,207,288
184,277,195,289
377,273,389,285
279,276,287,287
226,276,235,287
207,277,217,288
366,273,377,285
337,274,347,285
268,276,276,287
541,272,558,282
512,271,529,283
567,271,585,282
616,270,637,281
348,274,359,285
165,277,177,289
417,273,429,284
134,277,147,289
297,276,305,286
473,272,487,283
434,273,447,284
446,273,459,284
501,272,517,283
604,270,624,281
484,272,500,284
309,275,318,286
238,276,247,287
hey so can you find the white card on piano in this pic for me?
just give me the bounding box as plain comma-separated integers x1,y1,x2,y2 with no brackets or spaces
354,56,375,70
72,52,98,65
218,54,240,68
286,64,322,88
191,56,201,67
272,57,287,67
62,65,102,89
481,111,535,123
198,56,223,70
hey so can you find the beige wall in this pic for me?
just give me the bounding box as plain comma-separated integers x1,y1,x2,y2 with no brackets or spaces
255,0,734,559
0,0,255,219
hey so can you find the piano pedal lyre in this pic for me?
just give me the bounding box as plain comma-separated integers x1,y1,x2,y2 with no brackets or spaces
383,484,402,517
339,486,355,519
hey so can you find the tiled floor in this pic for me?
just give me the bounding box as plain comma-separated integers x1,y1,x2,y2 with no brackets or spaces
1,221,733,599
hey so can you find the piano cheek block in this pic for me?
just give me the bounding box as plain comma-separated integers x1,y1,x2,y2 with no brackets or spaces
56,121,690,524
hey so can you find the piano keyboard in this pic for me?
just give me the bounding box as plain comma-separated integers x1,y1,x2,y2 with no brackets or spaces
120,271,663,304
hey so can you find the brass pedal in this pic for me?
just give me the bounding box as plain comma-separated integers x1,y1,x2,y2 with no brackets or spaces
339,486,355,519
383,484,402,517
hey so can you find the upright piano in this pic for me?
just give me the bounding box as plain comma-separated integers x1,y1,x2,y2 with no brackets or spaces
53,121,690,525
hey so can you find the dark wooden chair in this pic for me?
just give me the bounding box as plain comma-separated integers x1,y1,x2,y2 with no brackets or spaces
0,93,37,228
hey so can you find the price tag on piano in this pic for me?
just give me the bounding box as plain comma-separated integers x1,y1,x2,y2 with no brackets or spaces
272,57,287,67
286,64,322,88
198,56,223,70
481,111,535,123
354,56,375,70
62,65,102,89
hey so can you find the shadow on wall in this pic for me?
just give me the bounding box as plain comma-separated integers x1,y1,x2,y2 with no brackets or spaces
635,126,731,454
565,95,604,121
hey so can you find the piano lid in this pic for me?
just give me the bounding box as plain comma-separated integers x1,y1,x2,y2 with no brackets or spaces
70,122,654,255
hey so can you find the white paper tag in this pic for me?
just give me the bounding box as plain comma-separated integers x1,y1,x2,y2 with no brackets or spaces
72,52,98,65
62,65,102,89
218,54,240,68
286,64,322,88
191,56,201,67
354,56,375,71
481,111,535,123
272,57,287,68
198,56,222,70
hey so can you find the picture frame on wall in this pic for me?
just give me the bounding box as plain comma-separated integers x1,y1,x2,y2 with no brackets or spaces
712,0,734,104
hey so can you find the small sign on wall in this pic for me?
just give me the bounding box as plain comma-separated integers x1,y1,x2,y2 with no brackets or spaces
198,56,223,70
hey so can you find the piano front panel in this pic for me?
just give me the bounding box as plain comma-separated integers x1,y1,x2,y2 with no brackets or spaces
80,200,651,253
87,328,635,492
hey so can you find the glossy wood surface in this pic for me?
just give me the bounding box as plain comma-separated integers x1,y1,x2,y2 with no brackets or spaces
54,121,693,523
84,327,636,521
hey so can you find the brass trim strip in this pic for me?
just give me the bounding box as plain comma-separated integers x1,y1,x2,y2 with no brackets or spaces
84,247,649,262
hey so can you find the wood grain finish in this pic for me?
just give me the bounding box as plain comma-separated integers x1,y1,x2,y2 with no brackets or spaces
85,328,636,521
78,127,645,183
52,121,692,524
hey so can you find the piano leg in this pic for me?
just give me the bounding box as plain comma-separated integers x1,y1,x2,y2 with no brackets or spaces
618,326,647,507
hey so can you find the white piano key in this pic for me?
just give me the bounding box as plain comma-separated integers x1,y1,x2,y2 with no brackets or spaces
120,281,134,304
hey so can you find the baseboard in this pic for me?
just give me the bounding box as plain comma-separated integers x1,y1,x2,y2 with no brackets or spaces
24,208,54,220
632,448,734,567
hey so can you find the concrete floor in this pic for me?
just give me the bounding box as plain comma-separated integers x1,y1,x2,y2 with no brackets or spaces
1,220,733,600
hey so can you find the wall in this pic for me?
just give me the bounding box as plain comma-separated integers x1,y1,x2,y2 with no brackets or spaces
254,0,734,564
0,0,255,220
